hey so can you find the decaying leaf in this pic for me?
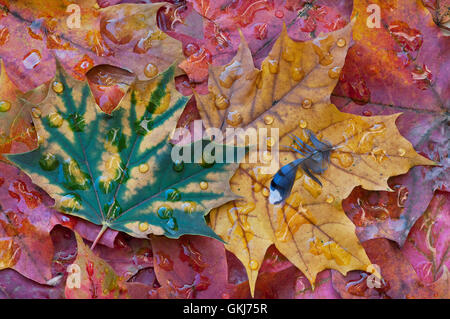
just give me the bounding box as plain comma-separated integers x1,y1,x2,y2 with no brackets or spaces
0,60,38,158
65,232,152,299
178,0,352,93
332,238,449,299
402,191,449,285
229,246,340,299
7,63,242,242
0,1,183,92
0,161,118,283
333,0,449,245
198,20,433,295
151,235,231,299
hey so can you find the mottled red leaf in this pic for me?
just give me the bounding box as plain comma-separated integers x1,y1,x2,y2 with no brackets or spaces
151,235,231,298
333,0,449,245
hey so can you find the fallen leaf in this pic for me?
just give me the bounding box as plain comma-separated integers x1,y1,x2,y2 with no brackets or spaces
0,269,63,299
151,235,231,298
0,1,183,92
198,20,433,295
230,246,341,299
0,60,38,159
333,0,449,245
65,231,152,298
0,161,118,283
177,0,352,93
402,191,449,285
7,63,242,241
86,64,136,114
51,225,153,281
331,238,448,298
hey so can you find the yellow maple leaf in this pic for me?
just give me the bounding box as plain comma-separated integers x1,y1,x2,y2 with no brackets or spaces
197,22,434,295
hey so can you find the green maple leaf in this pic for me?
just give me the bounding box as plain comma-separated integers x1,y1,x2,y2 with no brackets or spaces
7,64,242,242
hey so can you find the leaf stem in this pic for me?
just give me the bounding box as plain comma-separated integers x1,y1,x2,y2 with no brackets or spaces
90,224,108,250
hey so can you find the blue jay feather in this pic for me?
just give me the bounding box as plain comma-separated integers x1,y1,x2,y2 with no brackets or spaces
269,130,333,204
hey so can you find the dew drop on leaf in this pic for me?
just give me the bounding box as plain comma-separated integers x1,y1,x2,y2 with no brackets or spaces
52,81,64,94
214,94,229,110
226,110,243,127
47,112,64,128
138,163,149,173
144,63,159,78
199,181,208,190
172,159,184,172
264,115,274,125
165,188,181,201
157,206,173,219
0,100,11,112
22,50,41,69
39,153,59,171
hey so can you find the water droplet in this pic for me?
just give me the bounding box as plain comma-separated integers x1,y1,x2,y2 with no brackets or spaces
166,217,178,232
282,47,295,62
165,188,181,201
219,60,243,88
337,38,346,48
182,201,196,214
262,188,269,197
262,151,272,163
68,112,86,132
157,206,173,219
320,54,333,66
331,152,354,168
299,120,307,129
291,66,304,81
328,67,341,79
302,99,312,109
144,63,158,78
74,54,94,76
139,163,149,173
398,148,406,156
173,160,184,172
59,193,82,213
62,158,91,190
254,23,268,40
370,147,387,164
183,43,199,57
226,111,243,127
214,94,229,110
268,59,279,74
39,153,59,171
199,181,208,190
326,194,334,204
139,222,149,232
249,259,259,270
0,26,10,46
0,100,11,112
369,122,386,133
253,183,262,193
264,115,274,125
275,10,284,18
31,107,41,118
303,175,322,198
266,136,275,148
23,50,41,69
52,81,64,93
47,112,64,128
